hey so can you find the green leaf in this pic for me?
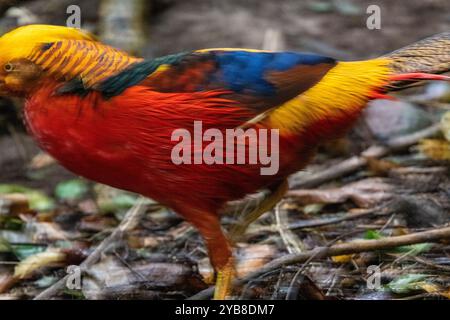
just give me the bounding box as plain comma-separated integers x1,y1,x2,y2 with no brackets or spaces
364,230,383,240
28,192,55,211
0,184,55,211
2,217,24,230
441,111,450,142
308,2,334,13
363,230,432,255
99,193,138,213
303,203,324,215
55,179,89,201
387,274,430,294
11,243,47,260
63,288,85,299
0,184,29,193
0,237,11,253
334,0,361,16
393,243,433,255
34,275,58,288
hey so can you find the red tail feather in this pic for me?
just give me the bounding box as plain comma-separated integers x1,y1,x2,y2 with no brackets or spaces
389,73,450,82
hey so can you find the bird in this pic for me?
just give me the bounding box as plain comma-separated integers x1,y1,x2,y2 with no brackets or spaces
0,24,448,299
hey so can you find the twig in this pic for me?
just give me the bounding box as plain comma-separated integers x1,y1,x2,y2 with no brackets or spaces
274,201,304,253
33,198,149,300
291,124,441,189
413,256,450,272
188,226,450,300
287,203,394,230
288,209,376,230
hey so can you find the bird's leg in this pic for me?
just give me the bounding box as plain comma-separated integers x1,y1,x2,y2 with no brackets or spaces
229,179,288,242
213,258,235,300
180,209,235,300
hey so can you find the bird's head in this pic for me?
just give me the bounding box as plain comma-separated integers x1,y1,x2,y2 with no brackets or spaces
0,24,96,96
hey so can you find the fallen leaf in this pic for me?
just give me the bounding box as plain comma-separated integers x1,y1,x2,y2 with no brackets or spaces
287,178,394,207
418,139,450,161
0,184,54,211
366,157,400,176
393,243,433,255
364,230,433,255
418,282,450,299
14,249,66,279
94,184,139,214
332,254,353,263
29,152,56,169
0,237,11,252
386,274,429,294
55,179,89,201
11,243,47,260
303,203,325,215
0,193,30,215
0,273,18,294
441,111,450,141
28,221,75,242
364,230,383,240
34,275,58,288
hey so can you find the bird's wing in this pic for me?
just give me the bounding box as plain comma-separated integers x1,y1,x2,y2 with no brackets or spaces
97,49,337,114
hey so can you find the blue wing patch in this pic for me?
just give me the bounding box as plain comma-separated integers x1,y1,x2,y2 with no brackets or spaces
213,51,335,95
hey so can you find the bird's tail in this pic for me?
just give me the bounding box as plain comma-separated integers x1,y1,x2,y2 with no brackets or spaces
383,32,450,90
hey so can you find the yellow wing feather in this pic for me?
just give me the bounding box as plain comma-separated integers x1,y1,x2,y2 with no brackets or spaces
266,59,391,133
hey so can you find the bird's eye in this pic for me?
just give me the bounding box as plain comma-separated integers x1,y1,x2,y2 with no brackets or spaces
4,63,14,72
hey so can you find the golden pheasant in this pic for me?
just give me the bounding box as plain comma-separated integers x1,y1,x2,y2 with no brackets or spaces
0,25,448,299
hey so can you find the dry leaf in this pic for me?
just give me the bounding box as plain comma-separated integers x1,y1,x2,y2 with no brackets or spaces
331,254,354,263
366,157,400,176
441,111,450,141
28,152,56,169
418,139,450,160
0,273,18,294
0,194,30,215
14,249,66,279
419,282,450,299
287,178,394,207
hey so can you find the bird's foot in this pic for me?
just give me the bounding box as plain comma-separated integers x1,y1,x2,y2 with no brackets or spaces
213,259,236,300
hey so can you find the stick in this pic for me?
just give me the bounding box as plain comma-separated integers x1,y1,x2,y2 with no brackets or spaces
274,201,304,253
291,124,441,189
287,200,396,230
34,198,149,300
188,225,450,300
288,207,379,230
